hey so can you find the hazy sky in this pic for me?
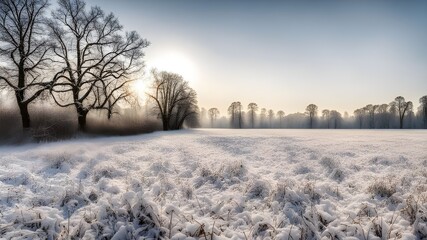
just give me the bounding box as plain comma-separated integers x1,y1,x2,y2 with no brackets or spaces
86,0,427,115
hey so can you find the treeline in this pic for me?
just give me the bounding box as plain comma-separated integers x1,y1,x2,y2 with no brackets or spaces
201,95,427,129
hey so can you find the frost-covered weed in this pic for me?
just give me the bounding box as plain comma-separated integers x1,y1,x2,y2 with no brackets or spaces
320,157,339,171
0,171,31,186
302,181,321,202
294,165,311,175
195,161,247,188
42,152,74,174
180,185,193,199
368,178,397,198
92,165,123,182
251,222,276,239
149,160,173,175
357,203,378,218
320,157,345,182
246,179,270,199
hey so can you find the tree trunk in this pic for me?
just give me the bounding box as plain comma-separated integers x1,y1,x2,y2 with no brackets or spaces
17,101,30,129
77,110,88,132
162,117,169,131
15,89,31,129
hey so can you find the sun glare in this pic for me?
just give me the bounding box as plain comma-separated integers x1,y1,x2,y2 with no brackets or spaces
132,51,197,102
148,51,197,83
132,79,148,102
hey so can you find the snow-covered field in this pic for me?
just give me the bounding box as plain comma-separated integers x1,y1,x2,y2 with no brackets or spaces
0,129,426,240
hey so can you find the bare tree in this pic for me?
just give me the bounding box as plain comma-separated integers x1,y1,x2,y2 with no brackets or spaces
390,96,413,129
376,104,389,128
353,108,364,129
322,109,330,128
48,0,148,131
363,104,378,128
247,102,258,128
228,101,242,128
208,107,219,128
330,110,341,129
277,110,285,128
147,70,198,130
268,109,274,128
260,108,266,127
0,0,51,130
419,95,427,129
305,104,318,128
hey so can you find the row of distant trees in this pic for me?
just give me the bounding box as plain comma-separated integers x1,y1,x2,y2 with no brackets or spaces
0,0,198,136
201,95,427,129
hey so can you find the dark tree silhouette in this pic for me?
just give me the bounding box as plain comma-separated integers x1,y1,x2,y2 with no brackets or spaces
0,0,51,130
208,107,219,127
419,95,427,129
353,108,364,129
268,109,274,128
391,96,413,129
260,108,267,127
277,110,285,128
322,109,330,128
364,104,378,129
48,0,148,131
330,110,341,129
377,104,389,128
305,104,318,128
147,70,198,130
228,101,242,128
247,102,258,128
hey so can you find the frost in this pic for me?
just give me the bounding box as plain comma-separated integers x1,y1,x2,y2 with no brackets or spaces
0,129,426,239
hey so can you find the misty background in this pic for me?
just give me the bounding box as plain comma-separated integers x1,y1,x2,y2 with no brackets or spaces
0,0,426,143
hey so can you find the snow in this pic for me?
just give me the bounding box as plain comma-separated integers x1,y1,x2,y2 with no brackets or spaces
0,129,426,239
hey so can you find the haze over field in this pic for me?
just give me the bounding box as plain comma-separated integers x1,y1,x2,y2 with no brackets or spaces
87,0,427,114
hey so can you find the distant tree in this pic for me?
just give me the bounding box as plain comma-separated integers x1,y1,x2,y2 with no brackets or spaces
344,111,349,119
200,107,207,124
330,110,342,129
419,95,427,129
376,104,389,128
268,109,274,127
0,0,52,130
322,109,330,128
277,110,285,128
390,96,413,129
364,104,379,128
48,0,148,131
353,108,364,129
305,104,318,128
208,108,220,127
228,101,242,128
407,108,415,129
148,70,198,130
260,108,267,127
247,102,258,128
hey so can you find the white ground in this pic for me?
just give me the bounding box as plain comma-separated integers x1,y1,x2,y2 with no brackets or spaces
0,129,426,240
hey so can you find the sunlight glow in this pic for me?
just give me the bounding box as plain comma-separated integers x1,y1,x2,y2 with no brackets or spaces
148,51,197,83
132,79,148,102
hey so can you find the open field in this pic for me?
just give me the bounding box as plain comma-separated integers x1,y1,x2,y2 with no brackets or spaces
0,129,426,239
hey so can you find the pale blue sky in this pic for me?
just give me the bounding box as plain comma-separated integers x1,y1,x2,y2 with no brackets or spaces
87,0,427,115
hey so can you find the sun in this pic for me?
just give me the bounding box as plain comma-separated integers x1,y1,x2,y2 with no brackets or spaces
132,51,197,102
130,77,150,103
148,51,197,83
